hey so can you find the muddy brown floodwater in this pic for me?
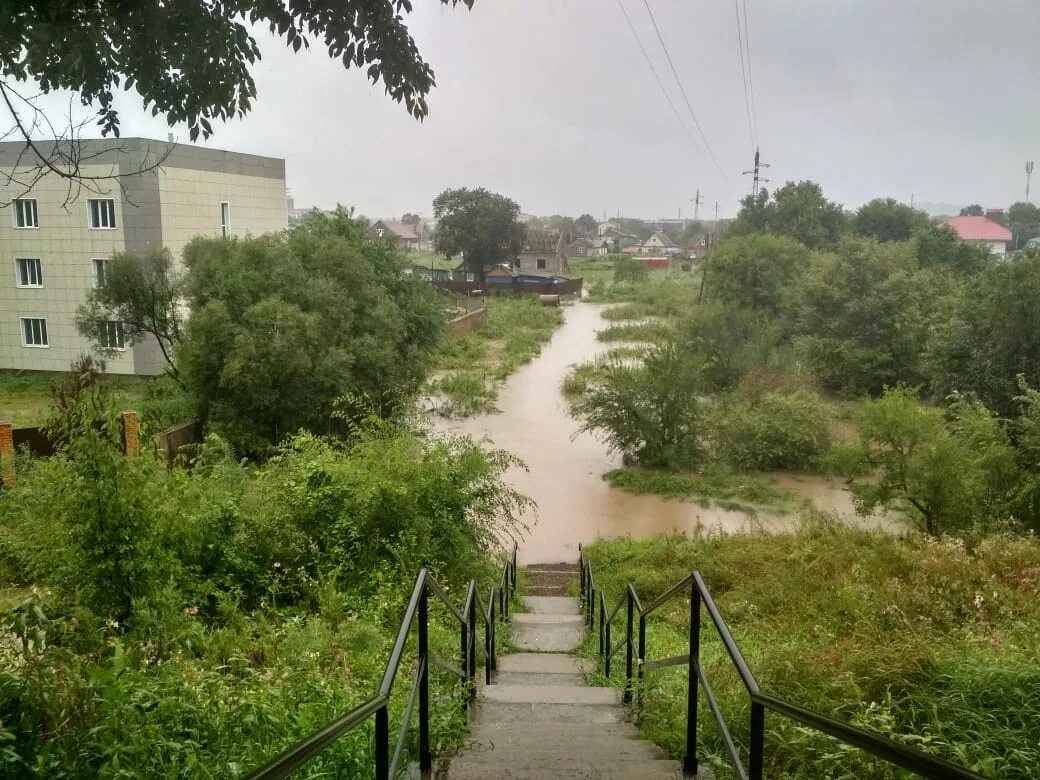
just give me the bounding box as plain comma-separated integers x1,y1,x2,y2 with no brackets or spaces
433,303,888,564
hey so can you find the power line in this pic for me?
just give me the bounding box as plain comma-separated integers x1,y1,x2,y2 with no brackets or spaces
612,0,716,175
638,0,728,182
740,0,760,143
733,0,755,152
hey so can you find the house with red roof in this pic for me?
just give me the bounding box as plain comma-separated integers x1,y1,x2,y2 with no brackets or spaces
943,216,1013,259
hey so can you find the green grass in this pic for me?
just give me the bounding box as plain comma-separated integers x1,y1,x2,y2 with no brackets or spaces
597,321,675,343
580,527,1040,778
430,298,564,417
603,465,798,513
606,345,649,360
0,370,155,427
561,361,610,400
430,371,497,417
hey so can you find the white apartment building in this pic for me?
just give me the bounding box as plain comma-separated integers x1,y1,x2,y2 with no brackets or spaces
1,138,287,374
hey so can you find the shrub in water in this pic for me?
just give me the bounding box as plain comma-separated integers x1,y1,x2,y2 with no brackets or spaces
712,390,832,472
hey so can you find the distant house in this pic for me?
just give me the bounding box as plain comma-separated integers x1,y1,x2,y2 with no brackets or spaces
409,265,452,282
367,219,424,250
564,238,590,257
588,238,610,256
598,220,621,236
943,216,1013,258
602,228,642,250
517,231,568,274
642,231,679,254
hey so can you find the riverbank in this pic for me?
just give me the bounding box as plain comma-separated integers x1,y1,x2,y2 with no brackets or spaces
433,302,873,563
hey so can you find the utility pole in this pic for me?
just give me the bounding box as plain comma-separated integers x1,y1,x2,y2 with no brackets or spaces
1027,161,1035,202
691,189,703,221
742,147,770,197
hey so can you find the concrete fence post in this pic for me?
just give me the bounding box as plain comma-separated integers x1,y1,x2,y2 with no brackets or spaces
0,421,15,487
121,411,140,458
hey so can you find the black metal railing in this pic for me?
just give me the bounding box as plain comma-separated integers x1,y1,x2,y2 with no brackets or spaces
245,546,518,779
578,546,985,780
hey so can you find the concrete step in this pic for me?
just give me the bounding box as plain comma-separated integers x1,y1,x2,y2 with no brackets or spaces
524,562,581,572
497,653,593,675
462,731,669,760
430,756,683,779
492,671,583,686
527,584,569,597
524,566,579,599
473,701,623,724
511,613,584,652
481,684,620,706
467,722,645,740
523,596,580,614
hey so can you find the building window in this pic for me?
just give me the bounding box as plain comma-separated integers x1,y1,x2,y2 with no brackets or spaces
98,320,126,350
20,317,48,347
14,198,38,228
92,258,109,287
220,201,231,237
537,258,547,270
15,258,43,287
88,198,117,229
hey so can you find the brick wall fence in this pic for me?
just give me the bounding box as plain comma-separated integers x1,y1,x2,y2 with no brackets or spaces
0,412,142,488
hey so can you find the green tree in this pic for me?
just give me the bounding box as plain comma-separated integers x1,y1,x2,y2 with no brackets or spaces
915,225,990,276
678,304,783,391
575,214,598,237
960,204,985,216
794,237,960,395
853,198,932,242
929,251,1040,416
574,342,705,469
704,234,811,314
770,181,848,249
432,187,525,281
612,255,649,285
1008,201,1040,249
845,387,1018,536
178,208,445,456
2,0,476,142
76,246,184,377
401,213,421,225
729,181,847,250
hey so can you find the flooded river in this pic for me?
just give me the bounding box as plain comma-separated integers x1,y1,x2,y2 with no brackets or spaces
435,303,881,564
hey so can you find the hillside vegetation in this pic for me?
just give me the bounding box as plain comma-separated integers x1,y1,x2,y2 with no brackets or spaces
582,526,1040,778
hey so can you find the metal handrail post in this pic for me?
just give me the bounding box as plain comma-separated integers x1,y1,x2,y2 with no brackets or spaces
750,701,765,780
684,576,700,776
598,596,606,656
460,615,469,713
375,705,389,780
468,599,478,700
624,590,634,704
637,614,647,714
605,615,612,678
418,584,431,771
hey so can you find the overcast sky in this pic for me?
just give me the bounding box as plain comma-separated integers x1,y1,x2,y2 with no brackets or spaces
28,0,1040,219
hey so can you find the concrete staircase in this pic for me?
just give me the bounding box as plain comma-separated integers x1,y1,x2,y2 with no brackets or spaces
430,563,683,779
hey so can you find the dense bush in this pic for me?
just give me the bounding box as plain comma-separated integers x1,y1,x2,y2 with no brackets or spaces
612,255,649,285
839,387,1024,536
712,390,832,471
0,386,527,775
